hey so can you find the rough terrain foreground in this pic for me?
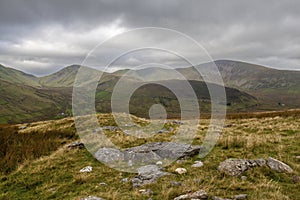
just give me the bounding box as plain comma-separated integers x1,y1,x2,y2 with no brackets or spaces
0,112,299,199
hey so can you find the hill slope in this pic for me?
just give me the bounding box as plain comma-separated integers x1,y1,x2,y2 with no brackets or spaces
0,112,299,199
95,78,258,118
129,60,300,109
0,79,72,124
0,60,299,123
0,64,39,87
38,65,81,87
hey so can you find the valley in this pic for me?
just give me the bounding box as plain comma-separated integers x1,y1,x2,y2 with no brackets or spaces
1,60,299,124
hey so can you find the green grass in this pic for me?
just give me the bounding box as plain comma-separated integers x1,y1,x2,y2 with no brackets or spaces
0,112,299,199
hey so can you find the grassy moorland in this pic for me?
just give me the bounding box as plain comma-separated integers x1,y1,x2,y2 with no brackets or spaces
0,110,299,200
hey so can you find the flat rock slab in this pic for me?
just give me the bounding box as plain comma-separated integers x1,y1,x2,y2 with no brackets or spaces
218,158,266,176
95,142,203,167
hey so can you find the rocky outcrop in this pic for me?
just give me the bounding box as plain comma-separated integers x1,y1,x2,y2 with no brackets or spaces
95,142,203,187
126,142,202,160
95,142,203,166
267,157,293,173
218,157,294,176
218,158,266,176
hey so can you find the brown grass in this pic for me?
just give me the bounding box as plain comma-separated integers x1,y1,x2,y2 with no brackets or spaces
0,111,299,199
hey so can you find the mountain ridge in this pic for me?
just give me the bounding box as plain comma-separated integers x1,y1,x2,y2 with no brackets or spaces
0,60,299,123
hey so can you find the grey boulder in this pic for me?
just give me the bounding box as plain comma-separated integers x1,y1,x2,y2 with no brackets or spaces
218,158,265,176
95,142,203,166
132,165,170,187
267,157,293,173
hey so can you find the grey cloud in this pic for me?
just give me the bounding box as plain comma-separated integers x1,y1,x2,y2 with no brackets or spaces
0,0,299,75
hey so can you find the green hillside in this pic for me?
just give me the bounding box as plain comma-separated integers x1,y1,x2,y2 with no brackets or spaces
0,64,40,87
39,65,81,87
0,79,72,124
0,60,299,124
95,78,258,118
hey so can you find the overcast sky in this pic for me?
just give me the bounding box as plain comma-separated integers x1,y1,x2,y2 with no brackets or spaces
0,0,299,76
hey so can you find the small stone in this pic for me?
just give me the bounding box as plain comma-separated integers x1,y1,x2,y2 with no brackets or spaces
93,128,102,133
157,129,168,134
194,178,201,183
295,156,300,159
156,161,163,165
176,159,187,164
172,120,184,125
212,196,232,200
175,168,187,174
139,189,153,195
121,178,128,183
232,194,247,199
80,196,105,200
192,161,204,168
170,181,183,187
79,166,92,173
19,125,27,130
225,124,233,128
267,157,293,173
292,175,300,183
174,190,208,200
67,141,84,149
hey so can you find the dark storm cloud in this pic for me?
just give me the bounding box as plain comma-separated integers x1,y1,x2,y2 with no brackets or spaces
0,0,299,75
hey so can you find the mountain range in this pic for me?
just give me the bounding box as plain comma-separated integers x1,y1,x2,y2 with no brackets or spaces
0,60,299,124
